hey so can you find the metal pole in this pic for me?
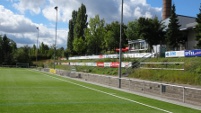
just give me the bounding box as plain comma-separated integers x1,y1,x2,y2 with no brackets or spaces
54,6,58,69
183,87,185,103
36,27,39,64
118,0,123,88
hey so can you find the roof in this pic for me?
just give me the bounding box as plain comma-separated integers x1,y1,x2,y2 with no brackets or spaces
162,15,197,31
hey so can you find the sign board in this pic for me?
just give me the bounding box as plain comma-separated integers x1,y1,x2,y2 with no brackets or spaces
185,50,201,57
165,51,184,57
97,62,104,67
62,62,132,68
110,62,119,68
49,69,56,74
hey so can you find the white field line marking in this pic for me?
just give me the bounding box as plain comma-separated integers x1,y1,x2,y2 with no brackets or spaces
35,71,173,113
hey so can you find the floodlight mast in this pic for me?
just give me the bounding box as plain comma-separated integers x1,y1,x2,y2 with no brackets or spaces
36,27,39,64
118,0,123,88
54,6,58,69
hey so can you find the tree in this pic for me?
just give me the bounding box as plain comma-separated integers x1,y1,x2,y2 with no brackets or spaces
39,42,49,55
153,18,166,45
56,47,65,58
195,4,201,48
1,35,16,65
0,35,3,64
166,4,182,50
73,38,86,55
85,15,105,55
137,17,165,51
105,21,127,52
14,46,31,64
73,4,88,55
32,44,36,56
125,20,139,40
67,10,77,55
104,31,115,53
47,45,55,59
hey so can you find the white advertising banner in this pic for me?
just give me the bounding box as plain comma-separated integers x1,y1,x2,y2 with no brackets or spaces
62,62,132,68
165,51,184,57
69,53,153,60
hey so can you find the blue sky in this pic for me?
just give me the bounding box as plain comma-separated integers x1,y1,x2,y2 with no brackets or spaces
0,0,200,48
147,0,200,17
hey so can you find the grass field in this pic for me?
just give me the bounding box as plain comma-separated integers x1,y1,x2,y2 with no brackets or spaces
0,68,200,113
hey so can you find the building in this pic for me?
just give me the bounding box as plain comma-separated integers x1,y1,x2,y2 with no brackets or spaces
162,0,198,50
128,0,198,53
162,15,197,50
128,39,148,52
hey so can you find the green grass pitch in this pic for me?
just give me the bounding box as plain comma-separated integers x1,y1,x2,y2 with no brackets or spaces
0,68,200,113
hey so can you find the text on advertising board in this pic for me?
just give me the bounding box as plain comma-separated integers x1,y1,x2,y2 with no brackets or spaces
185,50,201,57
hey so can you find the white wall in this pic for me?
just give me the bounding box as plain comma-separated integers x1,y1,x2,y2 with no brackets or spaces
186,29,197,50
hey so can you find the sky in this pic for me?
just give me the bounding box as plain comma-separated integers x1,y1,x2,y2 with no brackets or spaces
0,0,200,49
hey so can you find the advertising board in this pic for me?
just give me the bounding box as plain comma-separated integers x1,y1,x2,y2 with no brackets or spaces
165,51,184,57
97,62,104,67
110,62,119,68
185,50,201,57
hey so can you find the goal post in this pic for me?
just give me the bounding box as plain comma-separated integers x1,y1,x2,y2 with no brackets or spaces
16,63,29,68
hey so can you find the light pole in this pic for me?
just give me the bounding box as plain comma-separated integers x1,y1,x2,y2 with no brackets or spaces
118,0,123,88
54,6,58,69
36,27,39,64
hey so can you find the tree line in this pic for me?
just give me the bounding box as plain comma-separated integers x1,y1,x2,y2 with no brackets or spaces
0,35,65,65
67,4,201,56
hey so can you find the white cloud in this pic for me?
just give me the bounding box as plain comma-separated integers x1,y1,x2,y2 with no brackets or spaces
130,0,147,5
12,0,162,22
42,0,80,22
134,7,142,19
123,3,132,18
123,0,162,20
0,0,162,49
13,0,46,14
0,5,67,48
0,5,36,33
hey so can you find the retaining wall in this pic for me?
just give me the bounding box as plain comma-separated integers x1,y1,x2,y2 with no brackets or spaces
39,68,201,106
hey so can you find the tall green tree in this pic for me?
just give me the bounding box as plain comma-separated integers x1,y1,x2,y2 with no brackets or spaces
47,45,55,59
137,17,165,51
14,46,31,63
67,10,77,55
73,38,85,55
29,44,36,61
105,21,127,51
125,20,139,40
0,35,3,64
57,47,65,58
195,4,201,48
151,17,166,43
73,4,88,55
85,15,105,55
32,44,36,56
166,4,182,50
1,35,16,65
39,42,49,55
138,18,150,50
104,31,115,53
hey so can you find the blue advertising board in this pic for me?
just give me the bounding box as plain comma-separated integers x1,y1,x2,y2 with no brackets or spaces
185,50,201,57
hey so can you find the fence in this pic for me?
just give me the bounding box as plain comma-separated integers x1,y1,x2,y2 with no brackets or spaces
140,62,185,71
39,68,201,107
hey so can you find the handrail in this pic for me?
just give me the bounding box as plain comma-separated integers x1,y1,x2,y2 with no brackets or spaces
140,62,184,65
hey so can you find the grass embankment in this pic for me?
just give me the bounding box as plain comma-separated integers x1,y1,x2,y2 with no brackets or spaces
43,57,201,86
130,57,201,85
